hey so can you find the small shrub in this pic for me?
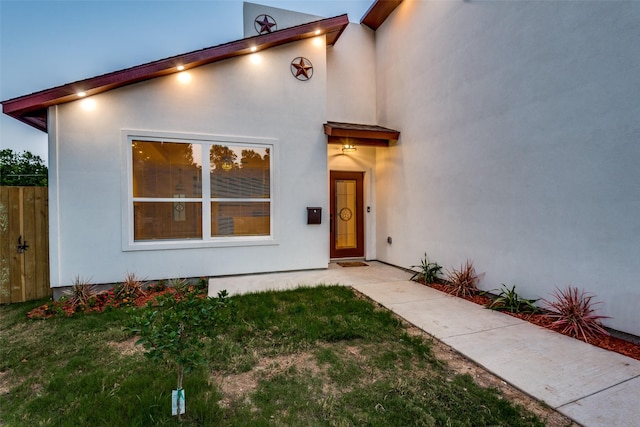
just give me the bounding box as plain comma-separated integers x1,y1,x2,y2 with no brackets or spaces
115,272,146,301
129,290,232,420
487,284,538,314
445,260,479,298
97,289,118,308
543,286,610,343
63,276,96,307
167,277,191,294
147,281,166,293
410,253,443,284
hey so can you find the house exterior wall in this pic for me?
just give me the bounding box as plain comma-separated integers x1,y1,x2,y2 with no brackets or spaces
374,0,640,335
243,2,323,38
327,22,378,260
327,23,377,125
48,38,329,287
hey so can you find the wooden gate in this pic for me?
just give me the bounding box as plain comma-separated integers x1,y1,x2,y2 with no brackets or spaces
0,186,50,303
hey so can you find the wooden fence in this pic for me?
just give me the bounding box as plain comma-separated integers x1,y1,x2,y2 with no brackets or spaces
0,186,51,303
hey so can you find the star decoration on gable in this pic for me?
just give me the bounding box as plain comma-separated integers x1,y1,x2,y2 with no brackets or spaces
291,57,313,81
254,14,277,34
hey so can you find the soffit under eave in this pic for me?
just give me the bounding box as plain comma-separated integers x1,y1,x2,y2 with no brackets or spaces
360,0,403,31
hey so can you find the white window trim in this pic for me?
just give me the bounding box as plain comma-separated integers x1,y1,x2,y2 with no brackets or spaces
121,129,279,251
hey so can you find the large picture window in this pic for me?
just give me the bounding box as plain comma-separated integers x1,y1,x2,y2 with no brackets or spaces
126,132,274,249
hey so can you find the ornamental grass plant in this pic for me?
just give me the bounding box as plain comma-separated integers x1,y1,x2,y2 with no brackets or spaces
543,286,610,343
445,260,480,298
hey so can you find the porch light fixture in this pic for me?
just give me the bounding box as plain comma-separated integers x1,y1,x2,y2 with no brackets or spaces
176,65,185,71
77,91,87,97
342,143,357,153
250,46,257,52
314,30,321,35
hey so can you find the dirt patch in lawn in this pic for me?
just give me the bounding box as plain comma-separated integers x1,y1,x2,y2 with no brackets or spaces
107,337,143,356
0,370,12,395
214,351,323,406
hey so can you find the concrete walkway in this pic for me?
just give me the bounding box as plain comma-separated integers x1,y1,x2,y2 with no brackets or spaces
209,261,640,427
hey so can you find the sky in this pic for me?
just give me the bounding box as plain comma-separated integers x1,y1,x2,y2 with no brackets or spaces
0,0,372,164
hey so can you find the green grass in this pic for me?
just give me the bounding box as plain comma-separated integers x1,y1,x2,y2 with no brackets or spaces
1,286,546,426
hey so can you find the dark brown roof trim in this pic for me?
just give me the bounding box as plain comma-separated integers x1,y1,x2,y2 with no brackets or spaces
324,121,400,147
2,14,349,133
360,0,403,31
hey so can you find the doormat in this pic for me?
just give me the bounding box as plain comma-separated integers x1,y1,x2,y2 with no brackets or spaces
337,261,369,267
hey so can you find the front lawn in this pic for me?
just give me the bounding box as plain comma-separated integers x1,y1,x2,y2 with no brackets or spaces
1,286,550,426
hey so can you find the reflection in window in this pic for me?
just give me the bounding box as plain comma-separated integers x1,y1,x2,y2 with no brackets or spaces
210,145,271,237
130,138,271,243
211,202,270,236
132,141,203,241
134,202,202,240
133,141,202,198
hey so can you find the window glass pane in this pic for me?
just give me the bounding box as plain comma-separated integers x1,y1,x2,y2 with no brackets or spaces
134,202,202,241
133,141,202,198
210,145,270,198
335,180,357,249
211,202,270,237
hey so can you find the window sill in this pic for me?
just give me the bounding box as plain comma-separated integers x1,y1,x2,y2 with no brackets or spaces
122,236,278,252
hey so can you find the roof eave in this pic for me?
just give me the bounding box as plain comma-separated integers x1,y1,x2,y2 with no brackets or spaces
2,14,349,133
360,0,403,31
323,122,400,146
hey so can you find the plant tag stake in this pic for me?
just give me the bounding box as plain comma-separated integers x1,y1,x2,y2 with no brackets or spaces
172,388,185,416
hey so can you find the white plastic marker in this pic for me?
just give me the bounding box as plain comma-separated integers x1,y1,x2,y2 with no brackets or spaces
172,388,185,416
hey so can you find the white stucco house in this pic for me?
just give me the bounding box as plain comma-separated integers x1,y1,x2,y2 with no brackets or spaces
3,0,639,336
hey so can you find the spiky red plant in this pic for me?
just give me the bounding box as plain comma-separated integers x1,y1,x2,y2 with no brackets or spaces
445,260,479,298
543,286,610,343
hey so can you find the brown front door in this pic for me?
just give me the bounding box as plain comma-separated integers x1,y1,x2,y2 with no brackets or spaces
330,171,364,258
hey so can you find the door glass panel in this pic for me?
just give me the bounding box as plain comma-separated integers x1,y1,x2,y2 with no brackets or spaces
335,179,357,249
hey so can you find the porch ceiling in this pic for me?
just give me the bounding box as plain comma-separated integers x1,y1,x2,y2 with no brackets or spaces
323,121,400,147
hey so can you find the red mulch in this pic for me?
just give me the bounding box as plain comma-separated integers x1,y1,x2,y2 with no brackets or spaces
419,280,640,362
26,287,192,320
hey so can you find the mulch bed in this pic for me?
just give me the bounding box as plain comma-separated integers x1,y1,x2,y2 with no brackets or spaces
420,281,640,361
26,286,200,320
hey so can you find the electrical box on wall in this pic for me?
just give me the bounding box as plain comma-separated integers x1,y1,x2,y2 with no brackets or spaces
307,207,322,224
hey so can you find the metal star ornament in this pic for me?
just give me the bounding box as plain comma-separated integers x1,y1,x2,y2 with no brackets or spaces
291,57,313,81
254,14,277,34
